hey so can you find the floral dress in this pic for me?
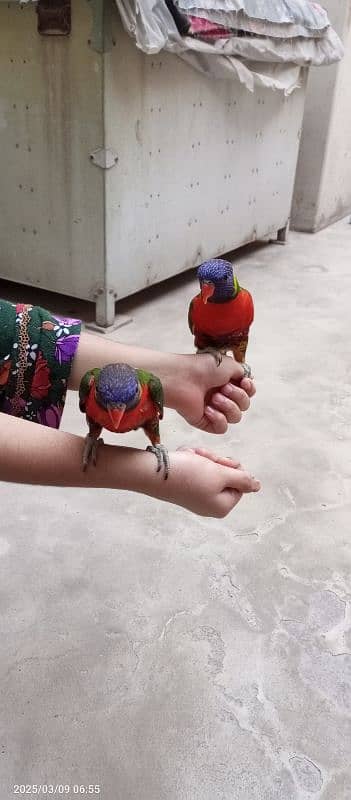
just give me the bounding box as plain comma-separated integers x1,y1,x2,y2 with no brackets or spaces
0,300,81,429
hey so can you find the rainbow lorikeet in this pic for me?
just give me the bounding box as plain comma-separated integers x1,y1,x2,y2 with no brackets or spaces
188,259,254,366
79,363,169,478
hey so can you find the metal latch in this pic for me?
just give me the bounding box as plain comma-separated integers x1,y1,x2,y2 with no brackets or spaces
37,0,71,36
89,148,119,170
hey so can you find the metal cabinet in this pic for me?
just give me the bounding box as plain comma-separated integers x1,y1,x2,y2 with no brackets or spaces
0,0,307,325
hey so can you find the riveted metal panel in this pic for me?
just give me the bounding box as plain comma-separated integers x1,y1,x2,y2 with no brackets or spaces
104,10,306,300
0,0,104,301
0,0,307,323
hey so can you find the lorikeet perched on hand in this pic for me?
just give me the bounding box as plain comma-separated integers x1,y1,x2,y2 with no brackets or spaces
188,259,254,366
79,363,169,478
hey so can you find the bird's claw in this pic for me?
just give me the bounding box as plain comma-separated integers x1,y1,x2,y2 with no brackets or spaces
196,347,223,367
146,444,170,480
82,434,104,471
241,362,252,380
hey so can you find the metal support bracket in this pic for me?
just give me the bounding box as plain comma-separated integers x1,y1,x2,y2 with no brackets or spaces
37,0,71,35
86,287,133,332
270,221,290,245
277,222,290,244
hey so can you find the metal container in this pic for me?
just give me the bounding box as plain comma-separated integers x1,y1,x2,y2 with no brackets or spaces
291,0,351,232
0,0,307,325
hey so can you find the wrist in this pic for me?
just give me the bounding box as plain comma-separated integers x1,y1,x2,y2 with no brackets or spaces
159,353,195,410
102,446,181,508
100,444,177,505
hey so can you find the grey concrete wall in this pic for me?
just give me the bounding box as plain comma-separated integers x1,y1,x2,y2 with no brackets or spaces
291,0,351,232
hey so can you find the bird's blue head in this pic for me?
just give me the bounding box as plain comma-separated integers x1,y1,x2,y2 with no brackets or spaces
96,363,140,409
197,259,239,303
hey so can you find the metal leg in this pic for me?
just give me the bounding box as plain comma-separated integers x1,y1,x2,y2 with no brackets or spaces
85,288,133,334
276,222,290,244
95,288,116,328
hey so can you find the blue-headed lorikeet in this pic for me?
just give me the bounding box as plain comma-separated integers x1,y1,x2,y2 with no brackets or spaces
188,259,254,367
79,363,169,478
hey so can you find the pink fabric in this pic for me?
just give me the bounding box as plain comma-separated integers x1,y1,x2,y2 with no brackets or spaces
188,15,233,38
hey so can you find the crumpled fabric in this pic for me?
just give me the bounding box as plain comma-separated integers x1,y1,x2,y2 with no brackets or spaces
114,0,343,89
178,48,305,92
176,0,329,28
178,6,329,38
183,26,344,66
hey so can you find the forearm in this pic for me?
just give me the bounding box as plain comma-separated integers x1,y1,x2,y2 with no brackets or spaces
0,414,260,517
0,412,157,494
68,332,191,409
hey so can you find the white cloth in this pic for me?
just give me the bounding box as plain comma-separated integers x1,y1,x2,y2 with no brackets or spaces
179,49,305,91
115,0,343,88
182,26,344,67
176,0,329,28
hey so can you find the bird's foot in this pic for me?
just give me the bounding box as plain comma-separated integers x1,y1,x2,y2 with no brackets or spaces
241,362,252,379
196,347,223,367
146,444,170,480
82,434,104,471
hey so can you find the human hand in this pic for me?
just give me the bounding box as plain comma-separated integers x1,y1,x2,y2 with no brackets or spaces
146,446,261,517
165,353,256,434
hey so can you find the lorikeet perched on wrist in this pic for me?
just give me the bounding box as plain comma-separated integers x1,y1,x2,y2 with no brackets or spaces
188,259,254,366
79,363,169,478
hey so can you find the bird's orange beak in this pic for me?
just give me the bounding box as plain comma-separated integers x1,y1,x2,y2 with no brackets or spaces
201,282,215,304
107,404,126,431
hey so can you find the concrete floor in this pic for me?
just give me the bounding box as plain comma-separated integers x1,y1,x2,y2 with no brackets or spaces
1,219,351,799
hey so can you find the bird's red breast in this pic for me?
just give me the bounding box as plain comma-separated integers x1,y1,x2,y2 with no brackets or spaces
85,382,158,433
190,288,254,349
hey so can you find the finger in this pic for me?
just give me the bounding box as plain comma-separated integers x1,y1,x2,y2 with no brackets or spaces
223,360,253,381
223,467,261,493
204,406,228,434
219,384,251,411
190,447,242,468
215,490,243,517
210,393,242,423
240,377,256,397
177,446,196,454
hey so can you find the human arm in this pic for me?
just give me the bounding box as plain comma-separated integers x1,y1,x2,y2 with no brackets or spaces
0,413,260,518
69,333,256,435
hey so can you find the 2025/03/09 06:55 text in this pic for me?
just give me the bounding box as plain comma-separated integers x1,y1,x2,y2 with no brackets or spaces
13,787,101,796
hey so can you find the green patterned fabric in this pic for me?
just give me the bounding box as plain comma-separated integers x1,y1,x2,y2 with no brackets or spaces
0,299,81,428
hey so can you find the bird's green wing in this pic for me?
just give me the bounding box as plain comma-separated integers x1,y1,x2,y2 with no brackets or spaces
79,368,100,413
233,274,241,298
137,368,164,419
188,298,195,334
